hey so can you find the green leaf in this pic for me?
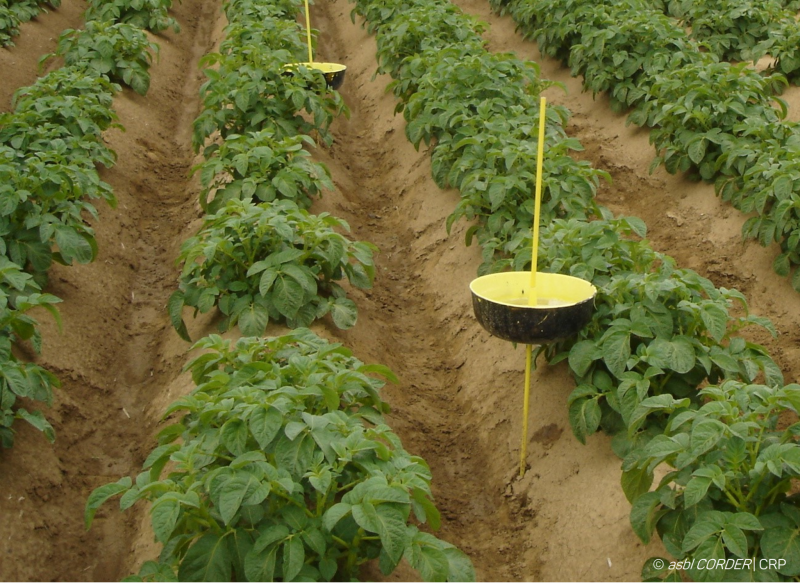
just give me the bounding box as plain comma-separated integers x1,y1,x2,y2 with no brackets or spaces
282,537,305,581
319,556,337,581
252,525,290,554
218,476,254,526
302,528,327,557
774,253,791,277
629,395,689,433
408,540,449,581
687,138,707,165
667,337,696,373
358,363,399,384
85,477,133,529
641,557,677,581
761,526,800,576
621,466,654,505
727,512,762,532
238,302,269,337
178,533,233,582
352,503,410,564
686,535,726,581
323,502,352,531
274,433,314,476
443,547,476,581
412,488,441,531
229,529,254,580
629,491,662,543
682,518,723,553
282,264,317,295
568,340,598,377
690,419,726,457
700,304,728,343
683,476,712,508
150,496,180,543
249,406,282,449
54,226,94,265
602,330,631,378
221,419,249,456
568,395,601,444
258,268,278,296
16,409,55,442
266,248,305,267
330,297,357,329
721,524,748,559
167,290,190,342
244,542,277,582
272,275,304,318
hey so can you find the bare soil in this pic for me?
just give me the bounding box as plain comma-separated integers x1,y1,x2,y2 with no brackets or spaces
2,0,800,582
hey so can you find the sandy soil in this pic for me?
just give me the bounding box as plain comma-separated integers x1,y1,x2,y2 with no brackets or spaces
2,0,800,582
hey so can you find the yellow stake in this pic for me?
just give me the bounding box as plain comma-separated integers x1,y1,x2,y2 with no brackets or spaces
528,96,547,307
304,0,314,65
520,96,547,478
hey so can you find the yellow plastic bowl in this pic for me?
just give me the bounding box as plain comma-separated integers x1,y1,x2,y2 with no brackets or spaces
285,62,346,90
470,272,596,344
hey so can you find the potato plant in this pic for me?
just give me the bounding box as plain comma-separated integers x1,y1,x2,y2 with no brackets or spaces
567,4,700,112
0,66,121,280
86,331,474,582
193,130,333,214
0,0,60,46
755,18,800,84
501,217,780,452
626,380,800,581
0,2,21,46
84,0,179,34
169,199,376,339
192,46,348,154
627,58,788,181
0,257,61,448
45,21,159,96
662,0,789,62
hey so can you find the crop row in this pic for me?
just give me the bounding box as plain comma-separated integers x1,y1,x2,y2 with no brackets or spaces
86,0,475,581
0,0,59,47
349,0,800,579
0,0,172,447
492,0,800,295
647,0,800,67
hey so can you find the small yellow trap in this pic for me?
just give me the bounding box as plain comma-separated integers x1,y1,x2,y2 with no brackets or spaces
469,97,597,477
284,0,347,90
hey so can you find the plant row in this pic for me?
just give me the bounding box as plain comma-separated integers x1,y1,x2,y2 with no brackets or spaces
0,0,170,446
0,0,60,47
87,0,475,581
648,0,800,68
491,0,800,294
167,0,372,339
348,0,800,579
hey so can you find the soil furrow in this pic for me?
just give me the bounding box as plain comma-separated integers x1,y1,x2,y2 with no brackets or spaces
0,0,217,579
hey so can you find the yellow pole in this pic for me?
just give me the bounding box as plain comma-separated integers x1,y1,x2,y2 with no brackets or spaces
304,0,313,64
528,96,547,307
520,344,533,476
520,96,547,478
